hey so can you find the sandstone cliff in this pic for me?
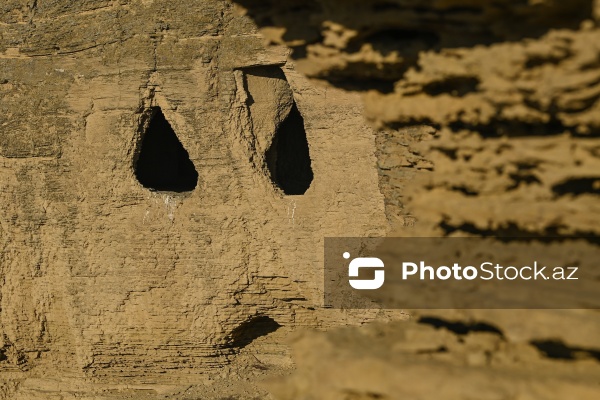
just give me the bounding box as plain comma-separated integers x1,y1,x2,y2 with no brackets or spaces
1,0,599,398
1,1,388,397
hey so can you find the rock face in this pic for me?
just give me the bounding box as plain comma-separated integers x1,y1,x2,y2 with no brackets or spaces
236,0,600,234
233,1,600,399
2,0,600,398
0,0,387,392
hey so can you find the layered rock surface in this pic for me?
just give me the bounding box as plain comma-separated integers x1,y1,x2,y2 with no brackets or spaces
235,1,600,399
0,0,388,396
1,0,600,398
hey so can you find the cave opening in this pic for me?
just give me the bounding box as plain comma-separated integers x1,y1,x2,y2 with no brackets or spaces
134,107,198,192
265,102,313,195
227,316,281,349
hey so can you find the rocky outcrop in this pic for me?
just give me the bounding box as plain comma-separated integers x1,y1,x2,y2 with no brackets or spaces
1,0,600,398
234,0,600,235
234,1,600,399
0,0,387,395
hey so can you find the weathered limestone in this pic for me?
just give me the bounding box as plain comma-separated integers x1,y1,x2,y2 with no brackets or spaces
0,0,387,391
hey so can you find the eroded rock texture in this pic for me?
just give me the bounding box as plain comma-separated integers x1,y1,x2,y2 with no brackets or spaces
1,0,600,398
0,0,389,396
235,1,600,399
235,0,600,233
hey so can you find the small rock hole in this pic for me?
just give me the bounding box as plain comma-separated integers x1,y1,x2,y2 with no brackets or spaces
227,316,281,349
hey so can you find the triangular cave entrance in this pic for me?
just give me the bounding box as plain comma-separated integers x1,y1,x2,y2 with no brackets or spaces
134,107,198,192
265,102,313,195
